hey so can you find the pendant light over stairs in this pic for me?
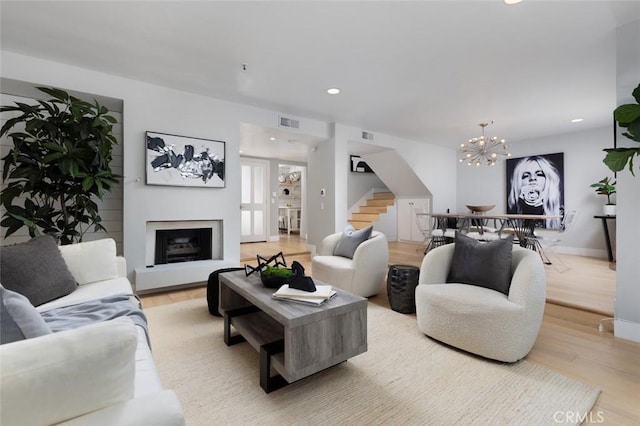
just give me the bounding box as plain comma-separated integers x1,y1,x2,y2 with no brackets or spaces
348,192,395,229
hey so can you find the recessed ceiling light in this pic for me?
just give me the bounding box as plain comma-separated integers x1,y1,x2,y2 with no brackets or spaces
571,118,584,123
504,0,522,4
269,137,276,141
327,88,340,95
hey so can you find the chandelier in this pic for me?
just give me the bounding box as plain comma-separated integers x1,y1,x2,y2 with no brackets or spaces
458,122,510,167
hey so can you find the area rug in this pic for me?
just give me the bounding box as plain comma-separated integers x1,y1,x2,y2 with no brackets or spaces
146,299,600,425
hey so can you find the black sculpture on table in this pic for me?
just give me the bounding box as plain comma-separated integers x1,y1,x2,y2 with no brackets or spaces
244,252,316,292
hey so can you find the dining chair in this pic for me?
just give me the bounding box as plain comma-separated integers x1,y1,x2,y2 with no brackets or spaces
528,210,578,272
414,211,433,253
466,217,503,241
427,216,457,251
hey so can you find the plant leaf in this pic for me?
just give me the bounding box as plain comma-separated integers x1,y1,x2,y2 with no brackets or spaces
614,104,640,126
42,152,64,163
43,142,65,152
626,118,640,142
3,221,24,239
603,148,639,176
82,176,94,191
37,87,69,102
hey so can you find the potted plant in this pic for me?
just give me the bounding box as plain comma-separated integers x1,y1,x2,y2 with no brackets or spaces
604,82,640,175
590,176,616,216
0,87,120,244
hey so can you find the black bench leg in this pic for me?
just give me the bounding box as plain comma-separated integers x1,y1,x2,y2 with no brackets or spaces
260,339,287,393
223,306,259,346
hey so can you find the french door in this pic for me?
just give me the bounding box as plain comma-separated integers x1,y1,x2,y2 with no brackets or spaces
240,158,268,243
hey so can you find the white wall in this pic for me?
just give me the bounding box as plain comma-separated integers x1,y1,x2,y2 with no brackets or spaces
389,139,457,213
363,150,431,198
457,126,615,257
306,136,335,246
1,51,333,289
333,124,457,213
614,19,640,341
347,171,387,208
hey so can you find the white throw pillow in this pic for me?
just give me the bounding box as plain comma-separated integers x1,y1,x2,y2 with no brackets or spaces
59,238,119,285
0,317,137,426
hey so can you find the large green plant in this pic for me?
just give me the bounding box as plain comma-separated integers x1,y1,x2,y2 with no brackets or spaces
605,83,640,176
1,87,120,244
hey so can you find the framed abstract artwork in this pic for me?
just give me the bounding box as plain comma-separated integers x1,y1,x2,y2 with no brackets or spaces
350,155,374,173
146,131,225,188
506,152,564,229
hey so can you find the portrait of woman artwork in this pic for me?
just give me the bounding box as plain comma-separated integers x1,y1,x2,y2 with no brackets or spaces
506,153,564,229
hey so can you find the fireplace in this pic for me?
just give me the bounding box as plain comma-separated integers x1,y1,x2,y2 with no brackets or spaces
155,228,212,265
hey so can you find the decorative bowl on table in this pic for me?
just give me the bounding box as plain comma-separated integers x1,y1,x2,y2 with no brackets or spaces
466,204,496,214
260,266,296,289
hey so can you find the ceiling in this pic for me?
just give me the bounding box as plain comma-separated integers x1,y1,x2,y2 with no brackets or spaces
2,1,639,162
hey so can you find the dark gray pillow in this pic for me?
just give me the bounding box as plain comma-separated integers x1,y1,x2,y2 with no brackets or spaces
1,284,52,344
446,232,514,295
333,226,373,259
0,235,77,306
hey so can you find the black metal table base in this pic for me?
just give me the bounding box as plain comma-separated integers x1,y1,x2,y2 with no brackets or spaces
260,340,287,393
594,215,615,262
224,306,289,393
223,306,259,346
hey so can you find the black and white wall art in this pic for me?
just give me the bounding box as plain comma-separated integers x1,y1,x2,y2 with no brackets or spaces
350,155,374,173
506,152,564,229
146,131,225,188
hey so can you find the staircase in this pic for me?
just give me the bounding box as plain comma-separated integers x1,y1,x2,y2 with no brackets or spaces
348,192,395,229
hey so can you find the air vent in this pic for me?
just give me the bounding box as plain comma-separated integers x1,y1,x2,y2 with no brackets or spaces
362,131,374,140
279,116,300,129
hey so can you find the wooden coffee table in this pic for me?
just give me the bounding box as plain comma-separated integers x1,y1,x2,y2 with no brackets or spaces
218,270,367,393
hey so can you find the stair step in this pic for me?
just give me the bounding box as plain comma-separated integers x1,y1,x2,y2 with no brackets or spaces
367,198,395,207
351,213,379,222
348,220,372,230
358,206,387,214
372,192,395,200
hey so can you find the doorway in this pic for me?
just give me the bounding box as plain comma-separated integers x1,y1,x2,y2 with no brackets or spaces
278,164,306,239
240,158,269,243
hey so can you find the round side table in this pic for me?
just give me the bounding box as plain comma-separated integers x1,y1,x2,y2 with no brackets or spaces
387,264,420,314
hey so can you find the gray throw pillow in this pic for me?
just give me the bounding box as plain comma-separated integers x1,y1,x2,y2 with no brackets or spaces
446,232,514,295
1,284,52,344
333,226,373,259
0,235,77,306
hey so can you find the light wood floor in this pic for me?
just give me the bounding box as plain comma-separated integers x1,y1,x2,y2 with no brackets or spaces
241,235,617,316
140,234,638,424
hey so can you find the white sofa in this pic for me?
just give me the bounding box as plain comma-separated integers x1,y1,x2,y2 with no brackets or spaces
312,231,389,297
0,238,184,426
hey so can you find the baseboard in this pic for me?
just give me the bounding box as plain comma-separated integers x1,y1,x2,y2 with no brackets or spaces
307,243,316,257
614,319,640,343
268,235,280,242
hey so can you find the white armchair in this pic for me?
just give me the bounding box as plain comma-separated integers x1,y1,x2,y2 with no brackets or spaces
312,231,389,297
415,244,546,362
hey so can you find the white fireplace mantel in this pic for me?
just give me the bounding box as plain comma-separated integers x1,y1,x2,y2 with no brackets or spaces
135,219,231,291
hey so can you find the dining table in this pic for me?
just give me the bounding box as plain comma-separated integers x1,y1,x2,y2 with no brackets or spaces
418,212,563,259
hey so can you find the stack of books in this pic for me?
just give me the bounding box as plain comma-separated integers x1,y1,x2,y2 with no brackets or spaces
272,284,337,306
